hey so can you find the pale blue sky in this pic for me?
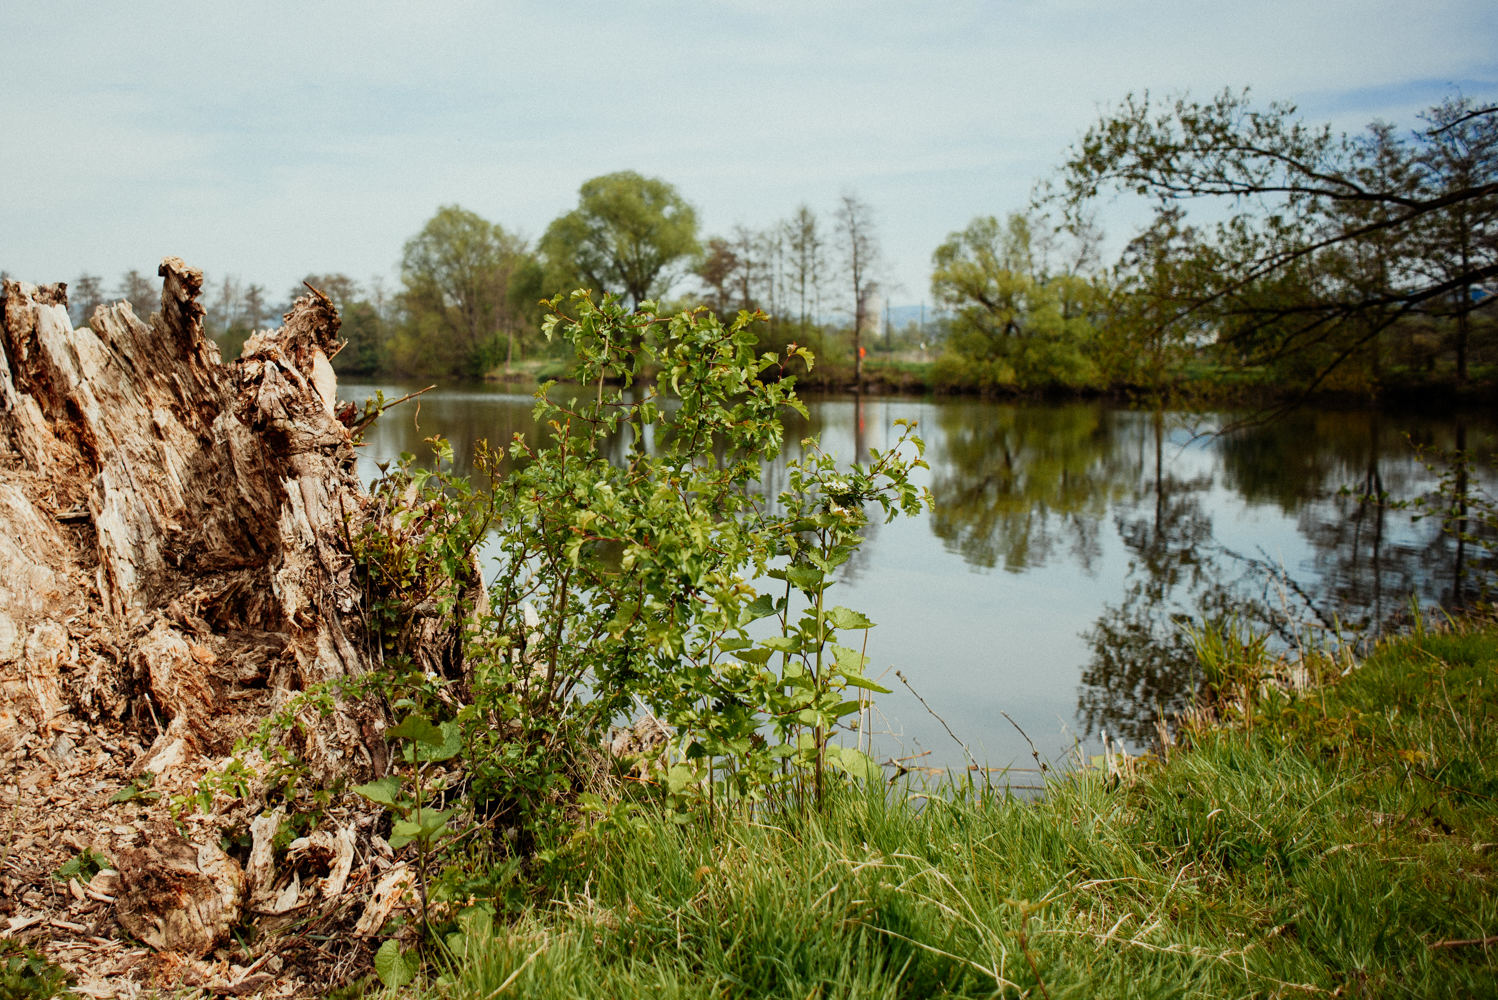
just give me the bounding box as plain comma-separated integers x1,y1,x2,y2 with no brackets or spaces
3,1,1494,313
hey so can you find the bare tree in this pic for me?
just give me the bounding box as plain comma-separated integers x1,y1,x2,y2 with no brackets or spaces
71,273,105,327
786,205,825,333
835,193,881,384
116,269,157,316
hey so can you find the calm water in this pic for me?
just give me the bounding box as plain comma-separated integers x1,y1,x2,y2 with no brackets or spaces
344,381,1497,777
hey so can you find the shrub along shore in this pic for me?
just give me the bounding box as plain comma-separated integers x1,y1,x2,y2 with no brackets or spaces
391,615,1497,999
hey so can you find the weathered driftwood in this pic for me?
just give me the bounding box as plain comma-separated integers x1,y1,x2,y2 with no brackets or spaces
0,258,469,960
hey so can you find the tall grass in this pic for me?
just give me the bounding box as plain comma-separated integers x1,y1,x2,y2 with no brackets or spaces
407,620,1498,998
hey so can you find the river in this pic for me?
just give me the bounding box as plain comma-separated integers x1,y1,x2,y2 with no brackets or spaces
344,381,1497,779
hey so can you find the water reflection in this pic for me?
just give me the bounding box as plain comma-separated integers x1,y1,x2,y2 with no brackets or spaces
343,380,1496,769
928,402,1131,573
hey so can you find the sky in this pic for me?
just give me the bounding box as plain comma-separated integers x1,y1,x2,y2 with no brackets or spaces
3,0,1495,316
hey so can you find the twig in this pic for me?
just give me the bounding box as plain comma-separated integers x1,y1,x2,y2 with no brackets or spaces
1428,934,1498,950
1016,906,1052,1000
350,385,437,436
895,670,976,769
1001,711,1048,775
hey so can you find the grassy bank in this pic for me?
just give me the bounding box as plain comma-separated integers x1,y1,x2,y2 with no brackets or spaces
395,618,1497,999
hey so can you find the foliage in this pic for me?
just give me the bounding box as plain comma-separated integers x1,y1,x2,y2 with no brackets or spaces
540,172,700,308
392,205,541,378
1054,88,1498,393
456,292,927,817
325,293,929,955
0,944,71,1000
52,847,111,884
930,212,1108,391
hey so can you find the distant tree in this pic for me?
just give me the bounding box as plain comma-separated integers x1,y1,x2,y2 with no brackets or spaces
70,273,105,327
931,212,1106,390
540,171,699,308
294,273,362,311
785,205,826,332
116,270,157,316
396,205,535,377
834,193,881,384
288,274,388,375
693,237,742,316
242,284,269,331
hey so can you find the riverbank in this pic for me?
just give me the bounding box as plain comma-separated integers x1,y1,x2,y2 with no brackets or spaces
475,354,1498,409
399,616,1497,998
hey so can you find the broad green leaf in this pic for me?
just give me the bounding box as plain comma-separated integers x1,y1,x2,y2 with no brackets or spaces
825,744,883,780
388,819,422,849
353,776,403,809
666,762,698,794
374,938,416,989
785,566,824,591
742,593,777,622
841,674,892,693
826,606,875,630
388,714,446,748
415,720,463,762
832,644,870,674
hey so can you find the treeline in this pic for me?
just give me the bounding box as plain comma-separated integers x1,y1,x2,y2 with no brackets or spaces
55,92,1495,397
928,92,1498,397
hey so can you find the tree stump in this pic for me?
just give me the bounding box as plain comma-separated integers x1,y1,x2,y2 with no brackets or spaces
0,257,395,779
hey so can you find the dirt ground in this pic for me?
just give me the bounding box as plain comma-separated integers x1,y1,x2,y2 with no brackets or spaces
2,717,387,998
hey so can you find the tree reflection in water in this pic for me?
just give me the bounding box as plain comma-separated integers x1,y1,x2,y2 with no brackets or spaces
928,401,1132,573
1080,407,1497,745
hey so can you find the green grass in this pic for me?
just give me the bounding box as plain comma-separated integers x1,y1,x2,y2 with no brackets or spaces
404,620,1498,998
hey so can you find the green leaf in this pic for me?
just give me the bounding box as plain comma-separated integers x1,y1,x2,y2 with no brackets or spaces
374,938,417,989
415,720,462,762
785,565,824,592
353,776,403,809
842,674,892,693
109,772,159,804
742,593,777,622
825,744,883,780
667,762,698,794
389,714,446,748
826,606,875,630
832,644,870,674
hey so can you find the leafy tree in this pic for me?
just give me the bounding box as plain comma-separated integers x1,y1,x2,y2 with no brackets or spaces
540,171,699,308
1056,88,1498,393
930,212,1106,390
394,205,536,378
